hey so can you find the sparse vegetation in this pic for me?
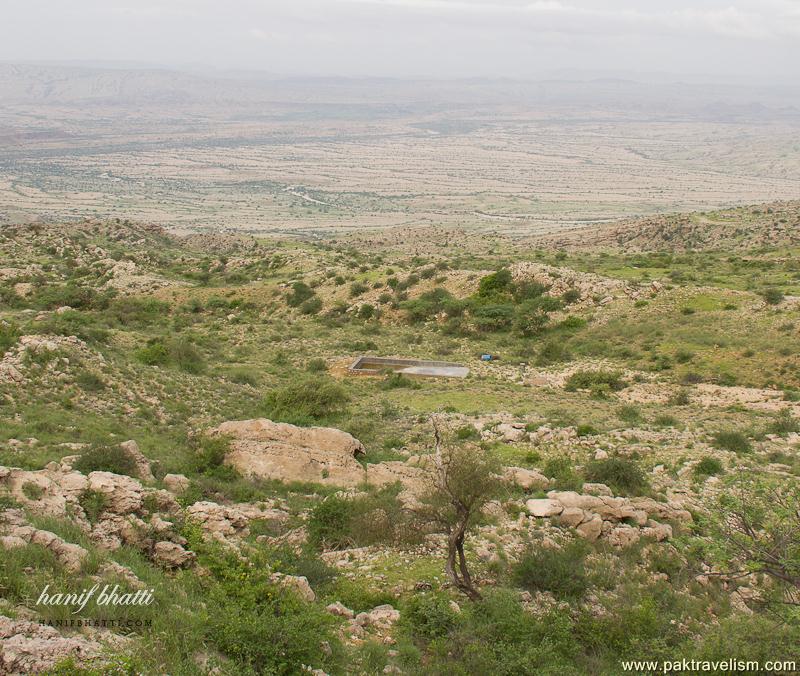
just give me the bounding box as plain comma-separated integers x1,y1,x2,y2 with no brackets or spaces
1,202,799,673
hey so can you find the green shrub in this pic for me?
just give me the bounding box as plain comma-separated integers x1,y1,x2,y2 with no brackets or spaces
75,370,106,392
561,288,580,305
557,315,586,332
357,303,375,320
412,590,578,675
33,312,109,344
73,445,137,476
201,551,340,675
379,372,420,390
308,485,415,550
0,322,19,357
761,288,785,305
523,450,542,466
191,436,235,479
616,405,641,424
228,368,259,386
306,358,328,372
514,539,590,600
654,414,677,427
402,288,458,323
575,424,598,437
0,493,21,509
23,346,61,367
78,489,108,524
712,430,752,454
332,579,396,614
543,457,583,491
262,376,349,423
135,339,170,366
33,283,106,311
669,389,691,406
513,297,562,337
584,458,648,496
693,615,800,666
382,436,405,450
693,457,723,478
170,338,205,374
767,409,799,437
471,303,515,332
564,370,624,392
402,593,460,640
536,340,572,366
21,481,44,501
455,425,479,441
108,297,170,326
476,269,513,298
350,282,368,297
299,296,323,315
286,281,315,307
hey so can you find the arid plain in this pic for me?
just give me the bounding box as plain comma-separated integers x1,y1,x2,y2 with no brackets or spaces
2,64,800,237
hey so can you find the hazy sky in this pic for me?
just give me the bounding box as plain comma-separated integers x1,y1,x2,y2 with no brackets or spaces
4,0,800,82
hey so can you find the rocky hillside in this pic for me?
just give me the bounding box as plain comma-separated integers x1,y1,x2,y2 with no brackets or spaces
0,216,798,674
532,200,800,252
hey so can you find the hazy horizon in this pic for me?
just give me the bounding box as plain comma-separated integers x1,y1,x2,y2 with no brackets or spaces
4,0,800,85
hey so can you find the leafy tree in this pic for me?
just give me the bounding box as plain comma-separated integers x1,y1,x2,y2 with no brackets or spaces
476,268,513,299
708,474,800,608
417,418,503,600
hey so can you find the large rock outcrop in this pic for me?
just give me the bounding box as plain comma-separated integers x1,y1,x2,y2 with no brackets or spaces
0,616,104,674
208,419,367,487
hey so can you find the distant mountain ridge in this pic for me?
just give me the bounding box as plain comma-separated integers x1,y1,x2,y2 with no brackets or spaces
2,62,800,120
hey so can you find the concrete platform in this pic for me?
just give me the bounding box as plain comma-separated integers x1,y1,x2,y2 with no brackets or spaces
348,355,469,378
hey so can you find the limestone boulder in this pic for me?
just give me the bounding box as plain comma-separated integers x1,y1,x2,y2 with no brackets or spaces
162,473,190,494
271,573,315,602
186,501,249,541
0,616,102,674
505,467,549,491
153,541,195,569
355,604,400,629
558,507,586,528
87,472,144,515
327,602,355,619
119,440,154,482
365,461,428,500
0,510,88,572
607,526,641,548
526,499,563,517
496,423,527,443
547,491,604,511
209,418,367,487
643,521,673,542
576,514,602,542
582,482,612,496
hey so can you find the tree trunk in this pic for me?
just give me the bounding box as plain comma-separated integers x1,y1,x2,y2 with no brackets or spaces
445,514,481,601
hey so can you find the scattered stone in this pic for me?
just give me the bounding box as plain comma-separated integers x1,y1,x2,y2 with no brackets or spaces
153,541,195,569
505,467,549,491
354,605,400,630
271,573,315,602
119,440,154,482
162,474,190,494
582,483,612,496
326,602,355,619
